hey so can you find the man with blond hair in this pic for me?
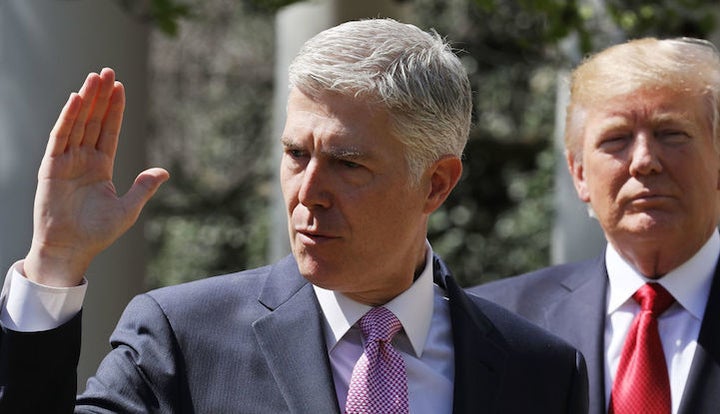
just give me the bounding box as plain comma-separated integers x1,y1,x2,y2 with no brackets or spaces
472,37,720,414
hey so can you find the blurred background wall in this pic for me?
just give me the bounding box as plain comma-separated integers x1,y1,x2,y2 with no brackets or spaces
0,0,149,389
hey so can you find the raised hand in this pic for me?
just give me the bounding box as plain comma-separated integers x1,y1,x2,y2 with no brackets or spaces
23,68,169,287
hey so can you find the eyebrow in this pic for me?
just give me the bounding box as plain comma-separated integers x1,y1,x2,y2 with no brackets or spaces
651,112,694,126
592,115,632,133
326,146,366,160
280,136,297,149
601,108,693,124
281,136,370,161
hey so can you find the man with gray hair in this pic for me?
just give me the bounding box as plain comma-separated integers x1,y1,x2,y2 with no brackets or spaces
472,37,720,414
0,19,587,413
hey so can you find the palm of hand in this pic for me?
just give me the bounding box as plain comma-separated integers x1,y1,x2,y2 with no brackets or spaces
35,147,127,260
25,68,168,286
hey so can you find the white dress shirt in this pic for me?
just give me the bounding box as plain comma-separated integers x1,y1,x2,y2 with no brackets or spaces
1,242,454,413
314,242,453,414
0,261,87,332
605,230,718,414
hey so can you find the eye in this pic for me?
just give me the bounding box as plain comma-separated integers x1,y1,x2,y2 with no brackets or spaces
336,158,373,186
340,159,360,169
282,146,310,171
657,129,690,144
598,134,630,152
285,148,306,159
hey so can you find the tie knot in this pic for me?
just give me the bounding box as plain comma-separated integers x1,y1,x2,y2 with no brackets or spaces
359,306,402,343
633,283,675,315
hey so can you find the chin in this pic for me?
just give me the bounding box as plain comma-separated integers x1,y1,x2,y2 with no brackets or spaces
621,216,680,239
295,253,334,283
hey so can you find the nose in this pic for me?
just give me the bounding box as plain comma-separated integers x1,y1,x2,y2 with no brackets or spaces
297,159,332,209
628,134,662,176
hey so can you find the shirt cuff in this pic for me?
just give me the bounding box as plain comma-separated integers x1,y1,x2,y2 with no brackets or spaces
0,261,87,332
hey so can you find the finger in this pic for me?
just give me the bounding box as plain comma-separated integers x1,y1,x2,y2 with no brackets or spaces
120,168,170,225
82,68,116,148
46,93,82,157
97,81,125,157
67,72,101,147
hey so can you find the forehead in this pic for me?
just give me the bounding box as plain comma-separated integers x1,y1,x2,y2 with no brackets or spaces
584,87,711,135
282,88,400,151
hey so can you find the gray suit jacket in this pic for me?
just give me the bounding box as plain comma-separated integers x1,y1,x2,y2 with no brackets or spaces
470,251,720,414
1,255,588,413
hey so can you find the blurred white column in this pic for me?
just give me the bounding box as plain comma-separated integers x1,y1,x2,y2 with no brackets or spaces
0,0,149,388
550,70,606,265
550,0,622,265
270,0,407,261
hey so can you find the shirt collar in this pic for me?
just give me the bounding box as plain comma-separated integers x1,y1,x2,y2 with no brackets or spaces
313,241,435,358
606,230,718,320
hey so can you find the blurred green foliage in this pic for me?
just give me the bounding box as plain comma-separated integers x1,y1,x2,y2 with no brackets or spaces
144,1,276,287
139,0,718,288
115,0,193,35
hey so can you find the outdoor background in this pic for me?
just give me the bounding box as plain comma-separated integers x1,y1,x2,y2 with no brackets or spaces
142,0,719,288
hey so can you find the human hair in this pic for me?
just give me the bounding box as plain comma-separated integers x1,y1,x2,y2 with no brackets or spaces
565,37,720,161
288,18,472,183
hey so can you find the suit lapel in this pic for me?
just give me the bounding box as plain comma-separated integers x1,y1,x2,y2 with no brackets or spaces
540,255,608,414
252,256,340,414
434,256,508,414
678,256,720,414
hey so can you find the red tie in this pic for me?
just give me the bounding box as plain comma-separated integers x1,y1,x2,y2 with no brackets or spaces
609,283,675,414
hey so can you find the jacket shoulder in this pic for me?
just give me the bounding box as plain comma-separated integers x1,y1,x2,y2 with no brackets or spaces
467,257,601,316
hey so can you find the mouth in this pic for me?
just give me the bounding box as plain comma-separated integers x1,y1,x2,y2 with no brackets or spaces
295,228,340,244
626,192,673,208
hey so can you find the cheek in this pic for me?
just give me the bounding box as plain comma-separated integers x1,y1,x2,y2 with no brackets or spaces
700,154,720,190
584,156,625,195
380,190,425,226
345,189,407,225
588,175,621,203
582,176,620,219
280,174,300,210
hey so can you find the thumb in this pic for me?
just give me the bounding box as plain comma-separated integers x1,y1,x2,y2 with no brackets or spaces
121,167,170,222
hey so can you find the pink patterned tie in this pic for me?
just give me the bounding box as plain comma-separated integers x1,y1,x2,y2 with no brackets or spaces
345,306,409,414
609,283,675,414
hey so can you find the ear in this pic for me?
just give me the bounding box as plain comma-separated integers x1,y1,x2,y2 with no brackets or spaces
423,156,463,214
567,150,591,202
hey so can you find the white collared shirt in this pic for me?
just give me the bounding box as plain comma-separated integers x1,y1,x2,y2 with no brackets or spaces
605,231,718,414
0,261,87,332
313,242,454,414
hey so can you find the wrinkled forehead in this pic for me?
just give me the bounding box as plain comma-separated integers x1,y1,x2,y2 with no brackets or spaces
586,87,710,130
572,68,710,111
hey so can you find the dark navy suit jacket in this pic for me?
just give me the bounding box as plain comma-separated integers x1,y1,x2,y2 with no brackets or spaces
470,252,720,414
1,255,588,413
